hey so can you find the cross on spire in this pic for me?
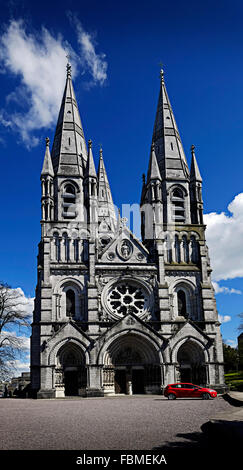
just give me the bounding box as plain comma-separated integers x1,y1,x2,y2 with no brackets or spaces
66,54,72,77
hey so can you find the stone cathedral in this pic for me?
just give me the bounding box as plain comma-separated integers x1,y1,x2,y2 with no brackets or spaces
31,64,225,398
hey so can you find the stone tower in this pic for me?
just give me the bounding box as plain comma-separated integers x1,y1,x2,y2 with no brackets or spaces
31,64,225,398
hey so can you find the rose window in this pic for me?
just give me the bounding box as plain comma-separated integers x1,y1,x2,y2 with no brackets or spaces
107,282,148,316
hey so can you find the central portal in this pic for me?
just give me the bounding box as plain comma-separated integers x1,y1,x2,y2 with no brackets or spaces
64,370,79,396
103,334,161,395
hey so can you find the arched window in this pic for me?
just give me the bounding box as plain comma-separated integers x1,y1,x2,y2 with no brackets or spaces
53,232,60,261
175,235,181,263
63,233,70,261
165,235,172,263
177,290,187,318
182,235,189,263
63,184,76,219
190,235,199,263
66,289,75,317
171,188,185,222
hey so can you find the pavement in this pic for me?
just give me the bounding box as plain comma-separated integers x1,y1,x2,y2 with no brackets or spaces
0,394,234,451
201,391,243,446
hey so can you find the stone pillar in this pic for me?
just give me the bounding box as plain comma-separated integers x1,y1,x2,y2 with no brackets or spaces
86,365,104,397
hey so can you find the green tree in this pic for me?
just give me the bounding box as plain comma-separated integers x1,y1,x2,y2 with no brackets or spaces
223,342,238,373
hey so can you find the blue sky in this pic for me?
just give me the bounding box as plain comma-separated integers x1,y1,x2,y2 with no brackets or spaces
0,0,243,372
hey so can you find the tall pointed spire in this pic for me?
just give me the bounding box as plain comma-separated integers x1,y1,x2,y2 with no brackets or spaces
97,147,117,232
51,60,88,176
85,139,97,179
152,68,189,180
190,145,202,182
147,142,162,183
41,137,54,177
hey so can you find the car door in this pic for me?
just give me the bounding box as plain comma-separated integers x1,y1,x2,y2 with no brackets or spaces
181,383,193,397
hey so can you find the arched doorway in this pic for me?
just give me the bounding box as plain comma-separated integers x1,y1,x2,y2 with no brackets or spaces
177,341,207,385
55,343,87,397
103,334,161,395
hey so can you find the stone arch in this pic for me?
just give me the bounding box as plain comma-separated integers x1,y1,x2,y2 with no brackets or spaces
173,338,208,385
99,331,163,395
52,340,88,397
170,279,199,320
53,278,84,321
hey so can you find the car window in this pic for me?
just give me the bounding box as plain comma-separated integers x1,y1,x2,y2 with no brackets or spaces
182,384,194,389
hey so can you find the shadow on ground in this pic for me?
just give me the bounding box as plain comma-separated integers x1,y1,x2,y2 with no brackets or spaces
152,419,243,464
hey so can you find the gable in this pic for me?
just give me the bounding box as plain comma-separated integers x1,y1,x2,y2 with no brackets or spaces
99,227,149,264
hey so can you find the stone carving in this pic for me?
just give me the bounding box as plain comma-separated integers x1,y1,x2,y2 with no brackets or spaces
107,252,115,261
118,239,133,260
126,317,136,325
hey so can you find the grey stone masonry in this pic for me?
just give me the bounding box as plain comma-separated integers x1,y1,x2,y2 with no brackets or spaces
31,64,226,398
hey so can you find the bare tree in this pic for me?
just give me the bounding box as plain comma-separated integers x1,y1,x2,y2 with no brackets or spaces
0,282,32,380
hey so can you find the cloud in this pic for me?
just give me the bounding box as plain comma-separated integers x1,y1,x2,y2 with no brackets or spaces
0,19,74,147
205,193,243,281
212,281,242,295
0,18,108,147
1,330,30,351
6,359,30,377
225,339,237,348
68,13,108,87
218,315,231,324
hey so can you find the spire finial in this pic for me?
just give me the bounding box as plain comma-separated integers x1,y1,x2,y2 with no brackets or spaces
45,137,50,147
66,54,72,77
159,62,164,82
99,145,103,158
88,139,92,149
191,144,195,155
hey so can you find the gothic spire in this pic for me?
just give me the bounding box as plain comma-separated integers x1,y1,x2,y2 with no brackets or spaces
152,68,189,180
97,147,117,232
147,142,162,183
190,145,202,182
41,137,54,177
51,61,88,176
84,139,97,179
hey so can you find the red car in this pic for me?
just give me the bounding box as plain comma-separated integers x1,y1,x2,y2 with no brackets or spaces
164,383,217,400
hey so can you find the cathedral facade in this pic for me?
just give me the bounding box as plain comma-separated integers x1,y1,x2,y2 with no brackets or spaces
31,64,225,398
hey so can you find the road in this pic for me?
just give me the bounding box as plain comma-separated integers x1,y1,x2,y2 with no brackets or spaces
0,395,233,450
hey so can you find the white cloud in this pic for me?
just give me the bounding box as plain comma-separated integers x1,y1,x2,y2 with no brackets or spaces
212,281,242,295
1,330,30,351
205,193,243,281
218,315,231,324
0,19,75,147
0,18,108,147
6,359,30,377
225,339,237,348
68,13,108,86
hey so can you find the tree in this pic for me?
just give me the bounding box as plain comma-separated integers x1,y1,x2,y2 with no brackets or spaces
238,312,243,332
0,282,32,380
223,342,239,373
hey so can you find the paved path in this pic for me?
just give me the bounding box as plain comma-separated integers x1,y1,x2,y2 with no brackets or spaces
0,395,233,450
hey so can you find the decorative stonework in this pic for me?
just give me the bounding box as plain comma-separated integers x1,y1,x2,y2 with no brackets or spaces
117,239,133,261
101,277,154,321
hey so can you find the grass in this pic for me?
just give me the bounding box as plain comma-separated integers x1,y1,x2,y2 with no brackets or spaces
225,371,243,391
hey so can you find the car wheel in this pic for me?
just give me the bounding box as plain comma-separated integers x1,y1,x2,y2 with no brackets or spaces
168,393,176,400
202,392,210,400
